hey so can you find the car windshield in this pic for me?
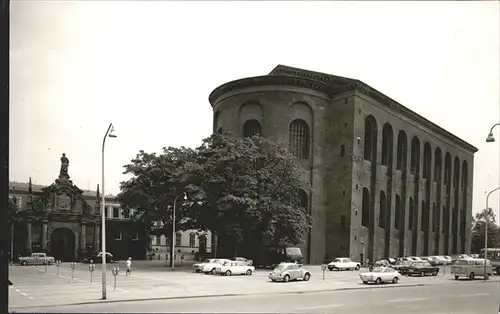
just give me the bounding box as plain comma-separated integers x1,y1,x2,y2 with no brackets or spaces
371,267,384,272
333,258,341,262
286,247,302,256
397,261,410,265
274,264,287,271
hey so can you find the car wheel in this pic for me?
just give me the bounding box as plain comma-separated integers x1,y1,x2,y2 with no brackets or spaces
303,273,311,281
328,267,334,271
245,269,252,276
485,274,490,280
21,261,27,266
225,270,231,276
362,281,368,284
271,279,277,282
420,271,424,277
392,277,399,284
375,277,382,285
283,275,290,283
469,272,475,280
355,265,360,270
496,267,500,275
454,275,459,280
210,268,216,275
432,271,438,276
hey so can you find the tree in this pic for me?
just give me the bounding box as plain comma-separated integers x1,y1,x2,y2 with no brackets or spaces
471,207,500,253
118,147,198,238
185,133,311,256
7,198,21,226
118,133,311,257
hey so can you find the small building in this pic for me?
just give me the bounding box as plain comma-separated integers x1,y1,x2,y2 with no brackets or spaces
150,231,212,261
9,154,148,261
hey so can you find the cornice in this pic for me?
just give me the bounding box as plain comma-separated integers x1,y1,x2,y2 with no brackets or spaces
350,81,478,153
208,75,349,107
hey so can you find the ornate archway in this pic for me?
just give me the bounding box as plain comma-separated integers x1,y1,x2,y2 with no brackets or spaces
50,228,75,261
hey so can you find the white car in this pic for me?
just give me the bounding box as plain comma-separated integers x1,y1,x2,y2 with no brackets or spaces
193,259,217,273
328,258,361,271
268,263,311,282
360,267,401,285
201,259,232,274
217,260,255,276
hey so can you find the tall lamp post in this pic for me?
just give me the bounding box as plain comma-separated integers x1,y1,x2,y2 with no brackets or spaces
101,123,117,300
171,192,187,271
483,187,499,280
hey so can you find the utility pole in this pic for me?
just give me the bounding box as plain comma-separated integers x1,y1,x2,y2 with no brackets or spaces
0,0,11,312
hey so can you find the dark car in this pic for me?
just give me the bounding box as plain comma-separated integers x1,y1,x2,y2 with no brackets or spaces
406,261,439,277
82,252,114,263
369,259,390,271
393,260,412,275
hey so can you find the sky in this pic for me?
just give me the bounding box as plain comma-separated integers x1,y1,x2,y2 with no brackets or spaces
9,1,500,216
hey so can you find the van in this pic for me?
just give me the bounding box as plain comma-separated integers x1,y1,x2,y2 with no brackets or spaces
451,258,493,280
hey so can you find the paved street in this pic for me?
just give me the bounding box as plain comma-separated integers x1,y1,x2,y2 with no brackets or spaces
12,280,500,313
8,261,499,312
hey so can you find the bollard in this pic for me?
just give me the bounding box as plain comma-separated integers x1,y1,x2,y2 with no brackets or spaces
321,264,326,281
69,262,76,280
112,266,119,290
89,261,95,283
56,260,61,276
44,261,48,273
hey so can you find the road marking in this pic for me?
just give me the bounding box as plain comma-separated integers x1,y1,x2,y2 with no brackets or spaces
295,304,343,310
15,289,20,292
29,297,34,300
20,293,27,296
460,293,491,297
387,298,428,303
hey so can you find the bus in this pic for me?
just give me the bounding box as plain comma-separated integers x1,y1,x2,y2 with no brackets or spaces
479,248,500,274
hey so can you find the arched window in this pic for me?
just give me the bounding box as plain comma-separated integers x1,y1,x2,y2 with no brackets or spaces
364,116,378,161
362,188,370,227
410,137,420,176
442,205,447,234
243,119,262,137
175,232,182,247
434,148,442,182
381,124,393,166
461,161,468,237
298,189,308,214
189,233,196,248
198,235,207,253
444,153,451,185
379,191,387,228
395,194,402,230
289,119,310,160
453,157,460,188
421,201,426,231
409,198,414,231
396,131,407,170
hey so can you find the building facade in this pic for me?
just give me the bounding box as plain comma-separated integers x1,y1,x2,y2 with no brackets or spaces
208,64,477,264
8,154,148,261
150,231,212,260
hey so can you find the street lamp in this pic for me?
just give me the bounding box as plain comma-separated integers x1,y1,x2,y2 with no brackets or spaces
483,187,500,280
485,123,499,143
171,192,187,271
101,123,117,300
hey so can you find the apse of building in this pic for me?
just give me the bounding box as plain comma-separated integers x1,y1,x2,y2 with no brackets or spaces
208,64,477,264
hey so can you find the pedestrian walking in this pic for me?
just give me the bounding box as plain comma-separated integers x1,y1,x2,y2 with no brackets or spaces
126,257,132,276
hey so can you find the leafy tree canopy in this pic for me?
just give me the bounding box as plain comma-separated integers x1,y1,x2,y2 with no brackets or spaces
471,207,500,253
118,133,311,253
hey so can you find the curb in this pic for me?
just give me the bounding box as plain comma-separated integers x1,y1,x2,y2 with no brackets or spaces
9,283,427,310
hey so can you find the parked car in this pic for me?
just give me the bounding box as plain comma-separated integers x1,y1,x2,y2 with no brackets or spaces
387,258,396,265
217,260,255,276
451,258,493,280
406,261,439,276
268,262,311,282
202,259,232,274
193,258,217,273
19,252,55,266
443,256,453,264
370,259,390,271
234,257,253,266
359,267,401,285
392,260,412,275
327,258,361,271
82,252,114,263
426,256,442,266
